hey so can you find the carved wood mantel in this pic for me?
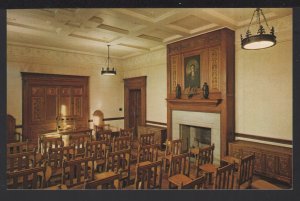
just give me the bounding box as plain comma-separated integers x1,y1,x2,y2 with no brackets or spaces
166,28,235,157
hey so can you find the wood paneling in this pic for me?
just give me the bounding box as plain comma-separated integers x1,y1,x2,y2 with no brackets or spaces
228,140,292,185
22,73,89,141
166,28,235,158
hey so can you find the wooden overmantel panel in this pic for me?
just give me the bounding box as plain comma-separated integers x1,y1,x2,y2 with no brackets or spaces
166,28,235,158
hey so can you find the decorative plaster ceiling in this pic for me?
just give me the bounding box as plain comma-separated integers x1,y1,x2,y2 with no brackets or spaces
7,8,292,59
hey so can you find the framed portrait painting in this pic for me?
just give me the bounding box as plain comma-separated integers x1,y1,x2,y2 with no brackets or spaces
184,55,200,89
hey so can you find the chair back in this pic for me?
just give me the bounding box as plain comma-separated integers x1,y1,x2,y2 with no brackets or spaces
105,149,131,182
85,140,107,160
120,128,133,139
69,134,90,158
139,133,155,146
84,172,121,189
96,130,112,142
137,144,159,163
62,156,95,188
198,144,215,165
236,154,255,189
111,136,131,152
41,136,64,154
135,160,163,189
179,175,206,189
7,151,36,172
7,166,46,189
214,163,236,189
7,141,28,154
47,147,64,169
165,139,183,156
168,153,190,177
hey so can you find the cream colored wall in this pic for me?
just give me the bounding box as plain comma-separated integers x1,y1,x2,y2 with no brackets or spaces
122,49,167,123
235,15,292,142
7,45,125,130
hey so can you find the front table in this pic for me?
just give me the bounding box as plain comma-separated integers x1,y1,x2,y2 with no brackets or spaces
38,128,93,153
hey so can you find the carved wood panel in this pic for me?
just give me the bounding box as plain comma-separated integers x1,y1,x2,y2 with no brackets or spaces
209,46,220,92
170,54,180,94
22,73,89,141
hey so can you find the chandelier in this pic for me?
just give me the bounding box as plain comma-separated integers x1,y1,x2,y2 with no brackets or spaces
241,8,276,50
101,45,116,75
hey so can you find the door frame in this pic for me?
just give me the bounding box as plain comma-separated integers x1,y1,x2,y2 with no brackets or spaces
124,76,146,129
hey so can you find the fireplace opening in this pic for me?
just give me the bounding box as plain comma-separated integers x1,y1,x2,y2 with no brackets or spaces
180,124,211,152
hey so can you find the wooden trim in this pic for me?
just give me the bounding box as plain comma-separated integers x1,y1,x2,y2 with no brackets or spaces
235,133,292,145
15,125,23,129
104,117,124,121
146,120,167,126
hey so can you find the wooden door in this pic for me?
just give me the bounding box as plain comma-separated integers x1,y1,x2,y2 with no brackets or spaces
128,89,141,136
124,76,146,139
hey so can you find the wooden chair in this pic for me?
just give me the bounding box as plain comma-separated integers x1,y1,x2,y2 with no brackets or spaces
234,154,281,189
69,133,90,158
196,144,218,183
235,154,255,189
168,153,191,189
213,163,236,189
85,140,107,172
111,136,131,152
134,159,163,189
62,156,95,189
139,133,155,146
7,114,21,142
7,166,46,189
105,149,131,186
179,174,206,189
163,139,183,172
7,141,28,154
85,171,121,189
7,151,36,173
137,144,159,164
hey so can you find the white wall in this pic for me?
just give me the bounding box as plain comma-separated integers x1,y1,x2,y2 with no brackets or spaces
235,15,292,142
122,49,167,123
7,45,125,130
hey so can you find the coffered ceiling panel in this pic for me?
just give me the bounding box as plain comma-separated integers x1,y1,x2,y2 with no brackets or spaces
7,8,292,59
170,15,211,30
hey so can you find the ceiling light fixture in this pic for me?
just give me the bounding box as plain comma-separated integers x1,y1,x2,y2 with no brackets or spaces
101,44,116,75
241,8,276,50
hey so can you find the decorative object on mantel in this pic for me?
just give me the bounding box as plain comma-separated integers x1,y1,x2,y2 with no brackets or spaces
187,87,196,98
101,44,117,75
175,84,181,99
241,8,276,50
202,82,209,99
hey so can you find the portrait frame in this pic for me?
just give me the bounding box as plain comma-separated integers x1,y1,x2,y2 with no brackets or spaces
184,54,201,89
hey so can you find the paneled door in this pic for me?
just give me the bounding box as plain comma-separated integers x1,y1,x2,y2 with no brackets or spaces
124,76,146,139
128,89,141,137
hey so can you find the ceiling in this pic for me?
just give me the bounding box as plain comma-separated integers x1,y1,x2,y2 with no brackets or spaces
7,8,292,59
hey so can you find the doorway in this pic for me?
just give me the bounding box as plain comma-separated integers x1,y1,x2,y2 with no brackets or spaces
124,76,146,138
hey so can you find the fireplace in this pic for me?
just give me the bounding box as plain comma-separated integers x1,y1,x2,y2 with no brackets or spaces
172,110,221,164
180,125,211,152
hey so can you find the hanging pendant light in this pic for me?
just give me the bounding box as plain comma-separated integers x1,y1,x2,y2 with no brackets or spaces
101,44,116,75
241,8,276,50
